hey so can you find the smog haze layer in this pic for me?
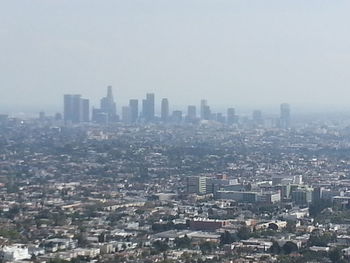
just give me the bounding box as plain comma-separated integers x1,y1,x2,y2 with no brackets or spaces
1,0,350,113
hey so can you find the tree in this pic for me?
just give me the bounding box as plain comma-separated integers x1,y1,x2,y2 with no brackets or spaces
180,252,192,262
75,232,88,247
98,232,106,243
153,240,169,253
121,243,127,250
199,241,217,254
220,231,235,245
237,226,251,240
329,247,346,263
277,255,298,263
6,179,19,194
6,206,20,220
0,229,20,240
270,241,281,254
174,235,191,249
282,241,298,254
309,200,332,217
285,221,296,233
308,231,335,247
53,212,67,226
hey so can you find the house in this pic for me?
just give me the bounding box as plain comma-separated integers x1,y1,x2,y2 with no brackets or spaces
0,244,31,262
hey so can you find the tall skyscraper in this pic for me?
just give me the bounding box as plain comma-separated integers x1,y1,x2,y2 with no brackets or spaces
252,110,263,126
200,100,207,120
280,103,291,129
227,108,236,125
215,113,225,123
129,99,139,123
161,98,169,122
82,99,90,122
200,100,211,120
142,93,155,122
64,94,86,123
142,99,148,120
187,105,197,122
146,93,155,120
122,106,131,123
92,107,108,124
100,86,117,121
172,110,182,123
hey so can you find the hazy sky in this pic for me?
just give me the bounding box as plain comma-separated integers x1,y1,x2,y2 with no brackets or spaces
1,0,350,113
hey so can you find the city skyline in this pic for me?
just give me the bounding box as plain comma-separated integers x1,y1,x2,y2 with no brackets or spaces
62,86,294,128
3,85,350,119
2,92,350,117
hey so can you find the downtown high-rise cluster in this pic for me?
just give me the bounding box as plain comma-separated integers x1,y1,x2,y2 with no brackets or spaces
63,86,291,128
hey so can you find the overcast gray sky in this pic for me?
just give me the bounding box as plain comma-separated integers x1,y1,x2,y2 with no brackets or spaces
1,0,350,113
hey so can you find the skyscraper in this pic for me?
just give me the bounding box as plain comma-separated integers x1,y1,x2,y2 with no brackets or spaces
187,105,197,122
280,103,291,129
142,93,155,122
215,113,225,123
147,93,155,120
172,110,182,123
82,99,90,122
100,86,117,121
92,108,108,124
227,108,236,125
142,99,148,121
129,99,139,123
161,98,169,122
200,100,211,120
200,100,207,120
122,106,130,123
64,94,86,123
252,110,263,126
